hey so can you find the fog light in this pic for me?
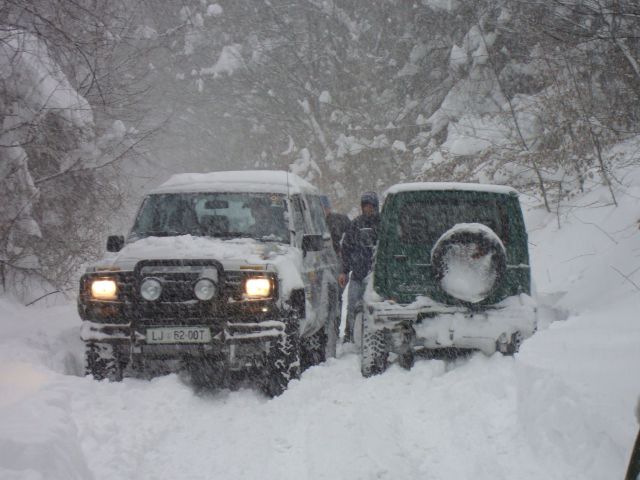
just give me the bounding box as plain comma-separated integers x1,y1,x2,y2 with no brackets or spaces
194,278,216,301
91,279,117,300
245,278,271,298
140,278,162,301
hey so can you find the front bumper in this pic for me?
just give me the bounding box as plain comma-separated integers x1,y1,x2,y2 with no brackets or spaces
80,318,287,370
365,294,537,355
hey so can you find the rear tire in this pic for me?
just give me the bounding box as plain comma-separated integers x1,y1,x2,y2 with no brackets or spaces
300,283,340,369
85,342,124,381
325,285,340,359
300,327,326,371
500,331,523,356
398,350,415,370
261,314,301,397
360,321,388,377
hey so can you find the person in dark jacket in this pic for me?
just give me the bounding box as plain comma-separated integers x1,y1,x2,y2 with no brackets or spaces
339,191,380,343
320,195,350,262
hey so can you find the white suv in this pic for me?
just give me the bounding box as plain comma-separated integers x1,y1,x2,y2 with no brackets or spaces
78,171,340,396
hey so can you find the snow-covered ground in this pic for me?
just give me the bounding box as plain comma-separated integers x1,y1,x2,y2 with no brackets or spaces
2,169,640,479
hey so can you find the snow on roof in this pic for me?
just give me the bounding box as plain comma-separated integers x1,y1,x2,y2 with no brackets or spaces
152,170,319,195
385,182,518,196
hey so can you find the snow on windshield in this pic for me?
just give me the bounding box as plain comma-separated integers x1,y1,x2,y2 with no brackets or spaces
130,192,289,243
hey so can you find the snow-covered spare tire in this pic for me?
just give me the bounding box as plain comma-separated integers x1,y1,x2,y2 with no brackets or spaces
431,223,506,303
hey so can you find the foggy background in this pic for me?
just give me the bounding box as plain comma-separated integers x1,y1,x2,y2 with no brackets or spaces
2,0,639,300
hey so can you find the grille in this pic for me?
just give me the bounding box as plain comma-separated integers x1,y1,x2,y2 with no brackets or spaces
224,271,245,300
130,260,223,323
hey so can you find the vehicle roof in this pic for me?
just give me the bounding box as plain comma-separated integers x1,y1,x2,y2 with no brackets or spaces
151,170,318,195
385,182,518,196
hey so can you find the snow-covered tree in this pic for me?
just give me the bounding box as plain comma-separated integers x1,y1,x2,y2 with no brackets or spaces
0,1,155,299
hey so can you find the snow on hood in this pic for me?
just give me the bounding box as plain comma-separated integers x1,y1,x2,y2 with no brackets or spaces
93,235,305,294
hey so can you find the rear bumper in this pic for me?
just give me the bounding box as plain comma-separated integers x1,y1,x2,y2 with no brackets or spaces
365,294,537,355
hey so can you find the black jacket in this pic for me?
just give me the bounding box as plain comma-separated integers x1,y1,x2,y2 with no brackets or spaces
341,213,380,281
326,212,350,257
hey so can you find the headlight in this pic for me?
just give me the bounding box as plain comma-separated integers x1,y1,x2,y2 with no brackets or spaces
244,278,271,298
140,278,162,301
91,279,117,300
194,278,216,301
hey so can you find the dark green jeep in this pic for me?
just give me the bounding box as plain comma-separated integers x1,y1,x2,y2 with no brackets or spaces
360,182,537,377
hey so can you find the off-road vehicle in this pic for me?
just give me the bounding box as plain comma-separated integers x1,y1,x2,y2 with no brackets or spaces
78,171,340,396
360,182,537,376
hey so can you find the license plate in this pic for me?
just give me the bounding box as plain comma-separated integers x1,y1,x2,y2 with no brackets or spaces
146,327,211,344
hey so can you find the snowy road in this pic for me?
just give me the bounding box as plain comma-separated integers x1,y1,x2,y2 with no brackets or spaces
70,348,611,480
1,297,638,480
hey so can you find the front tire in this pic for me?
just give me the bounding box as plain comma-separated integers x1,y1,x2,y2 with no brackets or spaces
186,359,223,389
360,321,388,377
261,314,301,397
325,285,340,359
85,342,124,381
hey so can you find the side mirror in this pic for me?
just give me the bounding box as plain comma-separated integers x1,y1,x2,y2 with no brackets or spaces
107,235,125,252
302,234,323,254
358,228,376,248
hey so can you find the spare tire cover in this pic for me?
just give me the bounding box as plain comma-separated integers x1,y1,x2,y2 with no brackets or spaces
431,223,506,303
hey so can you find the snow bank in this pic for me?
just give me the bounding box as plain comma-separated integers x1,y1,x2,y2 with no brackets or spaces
0,381,94,480
0,300,89,480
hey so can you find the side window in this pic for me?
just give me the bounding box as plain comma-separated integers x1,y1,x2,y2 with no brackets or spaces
290,195,306,245
131,196,152,233
306,195,328,235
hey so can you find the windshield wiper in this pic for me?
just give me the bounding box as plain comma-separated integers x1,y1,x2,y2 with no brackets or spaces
257,235,286,243
202,232,257,239
205,232,285,242
133,230,188,238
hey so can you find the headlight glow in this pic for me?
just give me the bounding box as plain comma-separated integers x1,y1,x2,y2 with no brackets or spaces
244,278,271,298
140,278,162,301
91,279,117,300
194,278,216,301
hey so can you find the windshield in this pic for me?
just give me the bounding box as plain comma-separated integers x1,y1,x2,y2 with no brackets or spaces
130,192,289,243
